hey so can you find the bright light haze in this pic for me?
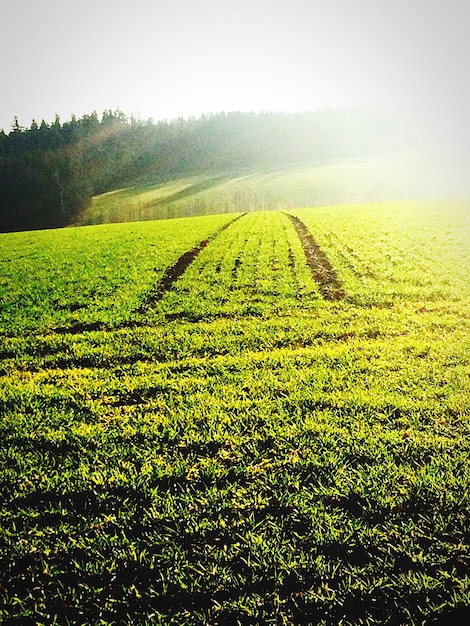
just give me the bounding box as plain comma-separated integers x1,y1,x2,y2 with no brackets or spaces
0,0,468,148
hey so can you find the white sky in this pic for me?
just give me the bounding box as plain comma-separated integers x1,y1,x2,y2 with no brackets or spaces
0,0,468,149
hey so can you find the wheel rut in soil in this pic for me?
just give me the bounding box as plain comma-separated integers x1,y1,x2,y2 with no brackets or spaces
285,213,346,301
139,213,246,311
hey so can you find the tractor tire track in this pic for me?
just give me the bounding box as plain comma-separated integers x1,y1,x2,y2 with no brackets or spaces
138,213,246,312
284,213,346,301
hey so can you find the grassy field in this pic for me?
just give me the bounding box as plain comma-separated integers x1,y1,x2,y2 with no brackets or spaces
78,153,469,227
1,198,469,624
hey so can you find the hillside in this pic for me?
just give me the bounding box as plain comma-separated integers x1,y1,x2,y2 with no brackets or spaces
0,107,433,232
79,152,468,226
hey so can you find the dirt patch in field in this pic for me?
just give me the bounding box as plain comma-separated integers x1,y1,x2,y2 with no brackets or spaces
232,257,242,279
139,213,245,311
285,213,346,301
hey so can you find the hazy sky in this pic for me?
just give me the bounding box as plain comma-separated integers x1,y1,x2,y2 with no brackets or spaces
0,0,468,141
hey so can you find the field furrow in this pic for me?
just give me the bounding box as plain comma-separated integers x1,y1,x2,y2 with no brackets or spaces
291,198,470,304
285,212,346,300
138,213,245,311
152,211,321,321
0,214,237,335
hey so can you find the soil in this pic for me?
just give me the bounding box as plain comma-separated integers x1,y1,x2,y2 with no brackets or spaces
285,213,346,301
139,213,245,311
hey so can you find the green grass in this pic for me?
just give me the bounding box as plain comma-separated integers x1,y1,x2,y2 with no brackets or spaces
0,213,237,334
79,153,468,226
0,198,469,624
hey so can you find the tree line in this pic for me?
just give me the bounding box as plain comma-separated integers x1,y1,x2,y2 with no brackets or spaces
0,107,412,232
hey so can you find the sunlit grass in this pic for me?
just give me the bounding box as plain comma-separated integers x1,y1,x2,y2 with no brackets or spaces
0,199,469,624
292,197,470,303
0,213,236,334
79,153,465,226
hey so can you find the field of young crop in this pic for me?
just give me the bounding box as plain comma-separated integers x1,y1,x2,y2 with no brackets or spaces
1,198,469,624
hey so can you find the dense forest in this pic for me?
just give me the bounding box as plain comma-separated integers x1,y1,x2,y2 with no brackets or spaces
0,108,413,232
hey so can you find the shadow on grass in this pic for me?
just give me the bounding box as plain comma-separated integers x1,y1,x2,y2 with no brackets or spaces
148,175,231,207
2,482,469,624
